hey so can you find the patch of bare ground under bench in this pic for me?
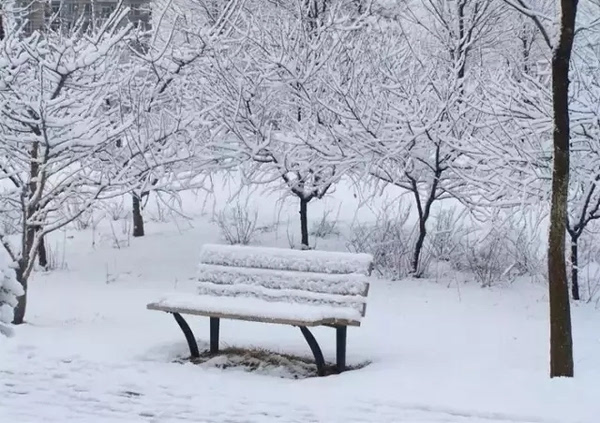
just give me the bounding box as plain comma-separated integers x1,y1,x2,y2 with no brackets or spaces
175,347,370,379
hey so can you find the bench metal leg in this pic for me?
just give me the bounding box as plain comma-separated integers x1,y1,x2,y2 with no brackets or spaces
210,317,220,354
172,312,200,358
299,326,326,376
336,326,347,373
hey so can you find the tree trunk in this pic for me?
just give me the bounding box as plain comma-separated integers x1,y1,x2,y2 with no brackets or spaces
411,220,427,277
457,1,466,83
38,234,48,270
15,201,37,324
12,261,27,325
522,35,531,75
570,238,580,301
0,11,4,41
132,194,145,237
548,0,577,378
300,197,309,249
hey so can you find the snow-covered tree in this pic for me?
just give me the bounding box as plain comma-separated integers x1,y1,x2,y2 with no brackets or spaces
112,0,246,237
465,1,600,303
476,0,583,377
319,1,496,275
209,0,365,248
0,9,137,324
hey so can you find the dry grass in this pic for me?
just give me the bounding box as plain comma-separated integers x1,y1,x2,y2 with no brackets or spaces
176,346,369,379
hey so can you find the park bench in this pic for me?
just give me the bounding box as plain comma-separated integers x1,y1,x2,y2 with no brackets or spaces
147,244,373,376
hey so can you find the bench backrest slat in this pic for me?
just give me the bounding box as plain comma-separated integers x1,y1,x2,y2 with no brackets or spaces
197,282,367,315
197,264,369,296
199,244,373,276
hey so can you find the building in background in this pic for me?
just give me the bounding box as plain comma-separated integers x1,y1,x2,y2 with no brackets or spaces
15,0,151,34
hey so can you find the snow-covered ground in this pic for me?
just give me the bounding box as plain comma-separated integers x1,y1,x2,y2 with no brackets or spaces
1,193,599,423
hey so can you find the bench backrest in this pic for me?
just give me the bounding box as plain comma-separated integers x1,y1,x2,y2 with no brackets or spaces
196,244,373,325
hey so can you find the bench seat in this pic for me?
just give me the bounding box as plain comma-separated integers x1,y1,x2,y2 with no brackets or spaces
148,293,362,327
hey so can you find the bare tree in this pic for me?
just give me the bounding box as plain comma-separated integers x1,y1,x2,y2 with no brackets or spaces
115,0,247,237
209,0,363,248
0,10,137,324
319,1,496,275
548,0,577,378
567,16,600,299
499,0,577,377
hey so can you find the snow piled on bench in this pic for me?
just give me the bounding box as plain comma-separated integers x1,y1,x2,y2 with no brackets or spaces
199,244,373,275
150,293,363,325
196,264,369,296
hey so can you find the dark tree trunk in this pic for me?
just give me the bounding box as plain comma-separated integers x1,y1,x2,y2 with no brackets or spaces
570,238,580,301
548,0,577,378
522,35,531,75
408,155,441,277
15,138,42,324
38,234,48,269
457,1,466,82
12,261,27,325
300,197,309,249
132,194,145,237
412,221,427,277
15,175,38,324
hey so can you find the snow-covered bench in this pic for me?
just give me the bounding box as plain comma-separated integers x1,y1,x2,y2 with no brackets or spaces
147,244,373,376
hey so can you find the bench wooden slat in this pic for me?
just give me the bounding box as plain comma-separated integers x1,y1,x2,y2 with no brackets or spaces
197,264,369,296
199,244,373,276
147,294,362,327
197,281,367,316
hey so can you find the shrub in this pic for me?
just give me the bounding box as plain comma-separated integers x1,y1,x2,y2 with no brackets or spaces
346,201,414,279
214,202,259,245
428,207,466,263
103,198,128,221
454,211,545,287
310,208,340,239
459,229,513,287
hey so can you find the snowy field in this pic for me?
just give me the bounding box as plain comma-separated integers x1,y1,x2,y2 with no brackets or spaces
2,0,600,421
1,191,600,423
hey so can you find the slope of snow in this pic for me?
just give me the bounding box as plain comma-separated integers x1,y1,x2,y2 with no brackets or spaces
0,216,598,423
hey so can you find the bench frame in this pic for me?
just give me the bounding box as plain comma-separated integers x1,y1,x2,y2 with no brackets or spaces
150,306,349,376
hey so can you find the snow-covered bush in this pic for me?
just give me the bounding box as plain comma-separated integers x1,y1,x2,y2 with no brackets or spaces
454,213,545,287
346,202,416,279
214,202,259,245
65,198,97,231
504,213,545,277
103,199,128,222
428,207,466,263
459,231,512,287
310,209,340,239
0,252,23,336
